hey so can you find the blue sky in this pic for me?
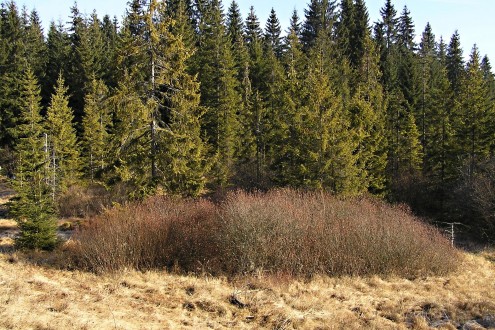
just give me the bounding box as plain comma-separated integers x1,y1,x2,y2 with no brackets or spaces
15,0,495,61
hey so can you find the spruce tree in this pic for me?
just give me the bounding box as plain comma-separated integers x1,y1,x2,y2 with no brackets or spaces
287,9,301,40
264,8,283,58
301,0,338,52
271,25,309,187
100,14,119,88
43,21,70,108
305,36,358,193
116,0,148,85
244,5,263,46
12,67,57,250
458,46,490,174
397,6,415,51
446,31,464,94
107,72,151,193
23,10,46,82
226,0,248,83
154,6,209,196
81,78,111,181
45,74,81,198
166,0,196,51
335,0,354,62
0,1,25,148
351,33,388,194
66,3,88,123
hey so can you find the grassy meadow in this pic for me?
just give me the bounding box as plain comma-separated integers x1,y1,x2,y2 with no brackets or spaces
1,178,495,329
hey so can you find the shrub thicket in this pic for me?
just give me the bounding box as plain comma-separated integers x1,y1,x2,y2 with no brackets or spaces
72,190,459,277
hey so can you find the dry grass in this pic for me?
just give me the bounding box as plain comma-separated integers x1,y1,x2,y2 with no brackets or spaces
0,250,494,329
0,177,16,252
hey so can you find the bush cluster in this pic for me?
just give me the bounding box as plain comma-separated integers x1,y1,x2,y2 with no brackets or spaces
72,190,459,277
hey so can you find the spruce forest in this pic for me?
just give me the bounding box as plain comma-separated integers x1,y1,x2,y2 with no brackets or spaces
1,0,495,249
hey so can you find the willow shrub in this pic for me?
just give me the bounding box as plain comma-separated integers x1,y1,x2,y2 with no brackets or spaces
72,190,459,277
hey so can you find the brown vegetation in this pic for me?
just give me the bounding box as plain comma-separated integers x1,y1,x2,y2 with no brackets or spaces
0,250,494,329
72,190,458,277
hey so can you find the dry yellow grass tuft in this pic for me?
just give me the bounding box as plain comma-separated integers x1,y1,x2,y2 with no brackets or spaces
0,250,494,329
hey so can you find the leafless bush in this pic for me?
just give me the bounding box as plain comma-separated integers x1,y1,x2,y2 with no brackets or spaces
72,196,219,273
57,183,132,219
71,190,459,277
218,190,458,277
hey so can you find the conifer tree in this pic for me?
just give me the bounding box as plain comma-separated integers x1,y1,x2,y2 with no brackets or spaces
12,67,57,250
0,1,25,148
305,36,358,193
458,46,491,175
264,8,283,58
480,56,495,156
194,0,241,187
107,72,151,192
399,111,423,174
226,1,248,82
23,10,46,82
374,0,399,91
244,5,263,46
287,9,301,40
153,5,209,196
166,0,196,51
66,3,89,122
81,78,111,181
43,21,70,107
271,26,309,186
116,0,148,85
301,0,338,51
351,0,370,68
446,31,464,94
396,6,418,109
234,61,259,186
351,33,388,193
335,0,354,61
424,52,455,185
397,6,415,51
45,74,80,197
100,14,119,88
244,6,266,95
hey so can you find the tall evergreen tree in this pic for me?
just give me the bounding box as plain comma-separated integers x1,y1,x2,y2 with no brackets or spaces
287,9,301,40
151,3,209,196
458,46,491,175
301,0,338,51
11,67,57,250
304,36,358,193
45,74,81,197
335,0,354,61
264,8,283,58
66,3,88,123
100,14,119,88
116,0,148,84
446,31,464,94
226,0,248,83
397,6,415,51
43,21,70,107
81,78,111,181
23,10,46,82
351,33,388,193
107,72,151,193
271,26,308,186
166,0,196,50
244,5,263,46
0,1,26,148
350,0,370,70
195,0,241,186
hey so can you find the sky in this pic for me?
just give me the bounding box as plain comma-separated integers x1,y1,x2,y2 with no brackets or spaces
15,0,495,61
